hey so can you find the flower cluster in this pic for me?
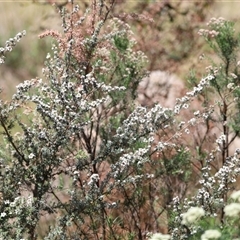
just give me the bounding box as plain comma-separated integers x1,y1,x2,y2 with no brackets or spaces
223,190,240,217
206,17,226,29
149,233,171,240
174,74,214,115
198,29,219,38
181,207,205,225
201,229,221,240
198,17,226,39
0,30,26,64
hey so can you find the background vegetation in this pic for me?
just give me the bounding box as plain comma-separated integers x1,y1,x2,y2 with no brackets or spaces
1,0,240,98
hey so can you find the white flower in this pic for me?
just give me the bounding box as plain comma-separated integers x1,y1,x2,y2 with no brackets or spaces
185,129,190,134
194,110,200,116
230,190,240,202
230,73,237,79
0,212,6,218
188,118,196,126
183,104,189,109
10,201,15,207
149,233,171,240
216,134,226,144
201,229,221,240
227,83,235,89
88,173,100,185
224,202,240,217
181,207,205,225
28,153,35,159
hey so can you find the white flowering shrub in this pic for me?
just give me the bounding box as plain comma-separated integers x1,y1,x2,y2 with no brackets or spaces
0,1,149,239
168,17,240,239
1,1,240,240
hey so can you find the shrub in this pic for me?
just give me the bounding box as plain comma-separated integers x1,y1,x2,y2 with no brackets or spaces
1,1,240,240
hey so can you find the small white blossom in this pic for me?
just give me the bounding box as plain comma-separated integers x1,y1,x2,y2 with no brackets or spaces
185,129,190,134
188,118,196,126
10,201,15,207
216,134,226,144
227,83,235,89
88,173,100,185
194,110,200,117
1,212,6,218
183,103,189,109
28,153,35,159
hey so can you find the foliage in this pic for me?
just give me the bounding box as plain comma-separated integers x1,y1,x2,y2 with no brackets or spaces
169,17,240,239
34,0,215,73
1,1,240,240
